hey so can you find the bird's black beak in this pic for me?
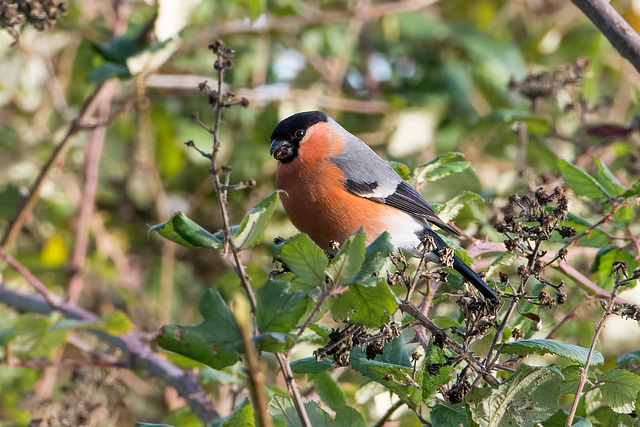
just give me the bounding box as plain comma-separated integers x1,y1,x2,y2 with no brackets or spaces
270,139,296,162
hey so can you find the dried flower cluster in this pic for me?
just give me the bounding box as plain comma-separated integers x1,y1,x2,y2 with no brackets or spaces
495,186,572,304
508,57,589,102
313,321,402,367
0,0,67,40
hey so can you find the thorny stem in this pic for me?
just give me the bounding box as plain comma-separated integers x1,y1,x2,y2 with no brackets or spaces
565,267,629,426
483,239,543,374
193,41,311,427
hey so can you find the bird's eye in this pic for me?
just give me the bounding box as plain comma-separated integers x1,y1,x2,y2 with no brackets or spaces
295,129,305,139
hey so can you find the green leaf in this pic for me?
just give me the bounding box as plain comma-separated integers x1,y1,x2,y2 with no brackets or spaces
349,232,393,286
252,332,294,353
598,369,640,414
332,279,398,327
333,406,367,427
432,316,462,329
615,206,635,223
435,191,483,223
571,419,593,427
280,234,328,288
156,289,241,369
0,185,20,220
269,395,333,427
92,35,143,64
0,326,17,345
501,339,604,366
232,191,280,250
98,311,134,335
616,350,640,370
486,250,520,279
150,212,224,248
290,357,333,374
414,152,470,185
211,398,255,427
12,315,67,359
49,318,98,331
431,402,470,427
149,191,279,250
312,371,346,411
557,160,611,201
86,62,131,84
558,365,596,394
594,158,626,197
387,160,412,180
350,339,421,409
256,280,309,333
326,229,366,285
592,247,639,291
622,180,640,197
466,364,562,427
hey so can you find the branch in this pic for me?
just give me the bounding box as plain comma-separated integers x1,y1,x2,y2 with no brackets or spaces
571,0,640,74
0,284,219,422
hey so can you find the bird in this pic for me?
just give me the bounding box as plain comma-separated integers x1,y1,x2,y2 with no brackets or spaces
269,111,496,299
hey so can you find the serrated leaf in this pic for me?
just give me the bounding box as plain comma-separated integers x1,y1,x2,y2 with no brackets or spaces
269,395,333,427
594,158,626,197
349,232,393,286
432,316,462,329
436,191,483,223
466,364,561,427
157,289,241,369
559,365,596,395
312,371,346,411
598,369,640,414
150,212,224,248
431,402,470,427
350,337,420,409
558,160,611,201
614,206,635,223
280,234,328,288
228,191,280,250
501,339,603,366
332,279,398,327
415,152,470,185
149,191,278,250
99,311,134,335
326,229,366,285
290,357,333,374
256,280,309,333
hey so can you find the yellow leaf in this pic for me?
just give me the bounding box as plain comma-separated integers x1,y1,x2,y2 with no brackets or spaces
40,234,67,267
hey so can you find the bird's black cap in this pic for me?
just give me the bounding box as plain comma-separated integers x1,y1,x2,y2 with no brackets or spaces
270,111,328,143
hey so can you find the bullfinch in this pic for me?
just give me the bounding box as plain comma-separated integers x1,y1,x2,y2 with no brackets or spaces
270,111,496,299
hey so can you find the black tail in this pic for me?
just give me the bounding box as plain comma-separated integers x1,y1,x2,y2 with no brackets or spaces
424,229,497,299
452,254,497,299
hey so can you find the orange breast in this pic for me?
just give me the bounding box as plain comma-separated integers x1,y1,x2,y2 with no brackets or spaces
277,157,395,251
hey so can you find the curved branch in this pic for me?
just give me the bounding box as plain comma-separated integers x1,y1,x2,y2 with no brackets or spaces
0,284,219,423
571,0,640,73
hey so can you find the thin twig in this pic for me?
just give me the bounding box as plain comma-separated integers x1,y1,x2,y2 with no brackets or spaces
565,266,628,426
372,399,404,427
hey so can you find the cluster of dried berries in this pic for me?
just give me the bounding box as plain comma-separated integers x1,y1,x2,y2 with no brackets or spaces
508,57,589,102
495,187,572,303
455,293,499,340
314,322,401,367
0,0,67,40
446,367,472,404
